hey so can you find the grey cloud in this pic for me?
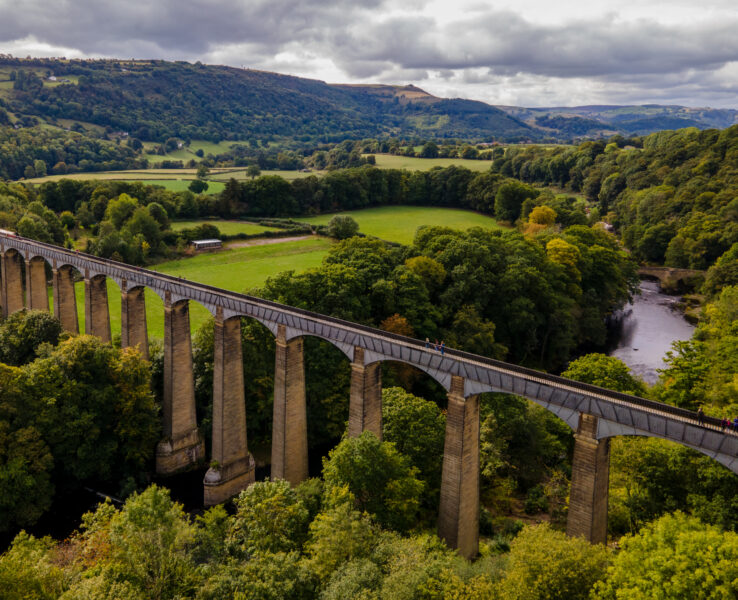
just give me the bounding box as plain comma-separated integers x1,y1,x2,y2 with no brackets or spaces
0,0,385,58
1,0,737,107
342,11,738,79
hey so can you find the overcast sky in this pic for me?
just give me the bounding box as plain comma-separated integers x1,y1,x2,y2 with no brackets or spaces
2,0,738,108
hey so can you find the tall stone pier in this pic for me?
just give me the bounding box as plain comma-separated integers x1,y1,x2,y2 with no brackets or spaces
84,273,111,343
25,257,49,311
204,312,254,505
438,375,480,559
157,296,204,474
271,325,308,485
52,265,79,333
1,250,24,317
348,346,382,439
566,413,610,544
121,283,149,360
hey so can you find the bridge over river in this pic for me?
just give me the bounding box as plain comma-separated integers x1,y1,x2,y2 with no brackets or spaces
1,232,734,558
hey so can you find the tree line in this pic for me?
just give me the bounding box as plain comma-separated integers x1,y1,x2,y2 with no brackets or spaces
0,125,146,180
492,125,738,274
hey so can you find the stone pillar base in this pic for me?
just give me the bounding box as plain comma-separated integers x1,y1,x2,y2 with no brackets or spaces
155,429,205,475
204,454,256,506
566,413,610,545
438,375,480,559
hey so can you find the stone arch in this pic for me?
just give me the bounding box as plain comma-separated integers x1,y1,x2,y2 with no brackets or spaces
600,429,738,475
1,247,26,316
24,254,52,312
119,280,151,360
587,431,738,541
3,245,26,261
364,357,450,412
285,328,353,361
52,263,83,334
81,273,116,343
24,247,50,263
462,380,580,431
364,355,450,392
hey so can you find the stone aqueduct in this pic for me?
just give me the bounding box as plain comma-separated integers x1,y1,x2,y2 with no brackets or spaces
1,232,736,558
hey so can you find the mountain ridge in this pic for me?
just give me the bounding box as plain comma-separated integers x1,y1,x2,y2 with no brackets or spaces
0,57,736,143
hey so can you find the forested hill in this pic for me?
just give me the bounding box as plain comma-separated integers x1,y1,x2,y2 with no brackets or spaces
500,104,738,137
0,57,532,143
2,57,736,144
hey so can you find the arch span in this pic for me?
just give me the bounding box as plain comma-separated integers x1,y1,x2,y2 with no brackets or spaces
1,248,25,316
52,264,81,334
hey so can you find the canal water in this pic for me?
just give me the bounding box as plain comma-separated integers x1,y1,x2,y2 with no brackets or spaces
608,280,695,385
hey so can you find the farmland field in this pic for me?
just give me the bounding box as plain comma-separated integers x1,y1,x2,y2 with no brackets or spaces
56,237,331,340
170,220,276,236
24,167,306,186
141,140,237,164
131,179,225,193
209,169,318,181
370,154,494,172
297,205,504,244
22,171,226,194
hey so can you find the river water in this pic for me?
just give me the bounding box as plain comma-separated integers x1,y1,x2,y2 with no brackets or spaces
608,280,695,385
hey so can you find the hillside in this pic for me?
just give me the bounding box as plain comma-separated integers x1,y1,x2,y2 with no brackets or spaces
500,104,738,137
0,58,532,143
1,57,736,145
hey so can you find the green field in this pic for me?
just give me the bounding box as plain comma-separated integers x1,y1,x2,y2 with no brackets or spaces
137,179,225,194
22,167,299,190
142,149,194,164
298,206,504,244
56,237,331,340
26,168,239,183
371,154,494,172
23,171,225,194
142,140,237,164
171,220,276,236
209,169,318,182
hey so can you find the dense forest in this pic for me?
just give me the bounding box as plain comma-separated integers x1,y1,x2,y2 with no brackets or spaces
493,125,738,275
0,125,146,179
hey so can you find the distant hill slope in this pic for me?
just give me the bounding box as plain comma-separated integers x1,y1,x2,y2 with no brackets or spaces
499,104,738,137
0,58,532,143
0,57,735,143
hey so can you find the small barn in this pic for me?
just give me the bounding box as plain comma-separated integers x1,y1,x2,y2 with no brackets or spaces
191,239,222,252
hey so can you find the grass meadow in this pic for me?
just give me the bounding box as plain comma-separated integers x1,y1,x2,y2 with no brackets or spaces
370,154,494,172
170,220,277,236
141,140,236,164
297,205,504,245
209,169,318,182
53,237,331,340
24,171,225,194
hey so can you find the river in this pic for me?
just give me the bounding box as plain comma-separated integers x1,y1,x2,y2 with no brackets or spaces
608,280,695,385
